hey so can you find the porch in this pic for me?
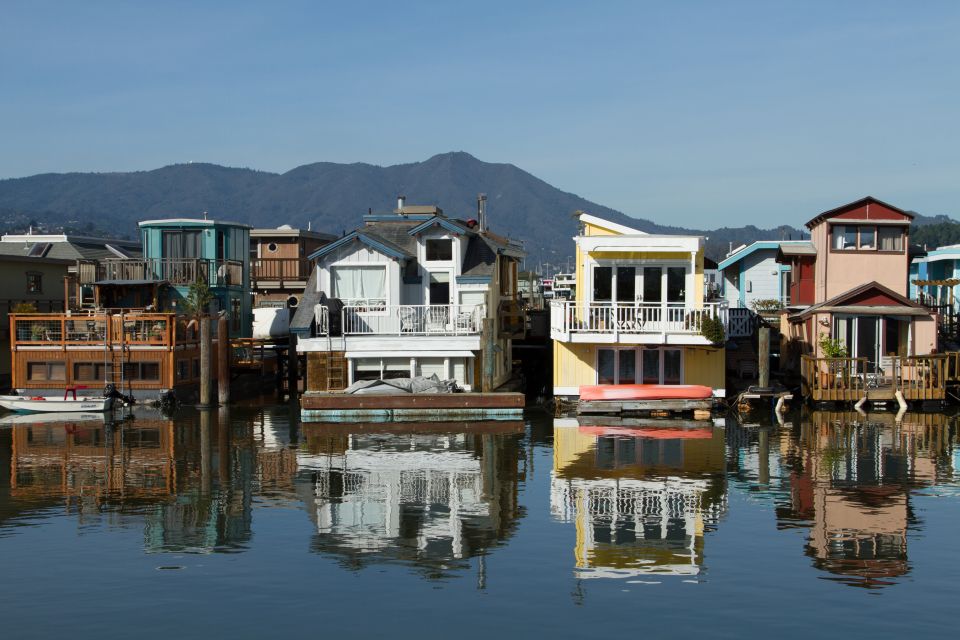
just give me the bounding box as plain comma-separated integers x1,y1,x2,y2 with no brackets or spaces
78,258,244,287
550,301,727,343
315,304,485,337
800,355,949,402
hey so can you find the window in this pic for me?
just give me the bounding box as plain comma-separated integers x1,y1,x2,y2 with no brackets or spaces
593,266,612,302
267,242,278,253
833,225,859,250
425,238,453,261
878,227,904,252
122,362,160,381
597,349,637,385
27,361,65,382
331,265,387,306
231,298,241,331
162,230,202,259
428,271,451,305
859,227,875,250
641,349,682,384
177,360,190,381
74,362,111,381
26,272,42,293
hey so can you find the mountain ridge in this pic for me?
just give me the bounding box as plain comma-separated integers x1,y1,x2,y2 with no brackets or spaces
0,152,954,262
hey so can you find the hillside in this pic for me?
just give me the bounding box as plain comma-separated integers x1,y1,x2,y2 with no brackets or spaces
0,152,956,263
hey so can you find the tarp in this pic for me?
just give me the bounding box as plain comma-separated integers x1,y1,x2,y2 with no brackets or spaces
343,375,460,395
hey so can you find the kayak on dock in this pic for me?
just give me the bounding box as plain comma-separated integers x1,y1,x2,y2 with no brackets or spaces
578,384,714,401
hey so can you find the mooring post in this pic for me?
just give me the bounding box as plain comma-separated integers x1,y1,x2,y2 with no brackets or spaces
287,333,299,399
758,326,770,388
758,427,770,486
218,314,230,405
200,315,212,407
200,409,211,495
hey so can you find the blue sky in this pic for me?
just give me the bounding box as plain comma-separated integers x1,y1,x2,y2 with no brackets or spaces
2,0,958,228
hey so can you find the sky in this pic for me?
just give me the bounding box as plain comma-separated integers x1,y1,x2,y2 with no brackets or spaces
1,0,959,228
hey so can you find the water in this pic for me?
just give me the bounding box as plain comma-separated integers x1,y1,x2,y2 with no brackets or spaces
1,405,959,639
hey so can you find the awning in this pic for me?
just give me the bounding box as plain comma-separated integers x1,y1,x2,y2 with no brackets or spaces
789,305,933,321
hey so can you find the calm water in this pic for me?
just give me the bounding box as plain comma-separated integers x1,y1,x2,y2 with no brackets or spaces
1,405,959,639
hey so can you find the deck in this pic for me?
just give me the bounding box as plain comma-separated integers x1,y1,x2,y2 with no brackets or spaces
800,355,953,403
300,391,525,422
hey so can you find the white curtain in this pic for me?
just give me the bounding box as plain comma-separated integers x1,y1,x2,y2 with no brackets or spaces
333,266,386,301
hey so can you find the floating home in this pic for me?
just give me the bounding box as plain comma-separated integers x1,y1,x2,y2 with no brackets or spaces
8,217,253,400
550,213,728,402
295,197,526,420
776,197,944,405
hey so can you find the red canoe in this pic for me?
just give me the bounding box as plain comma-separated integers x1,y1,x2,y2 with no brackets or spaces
578,384,714,401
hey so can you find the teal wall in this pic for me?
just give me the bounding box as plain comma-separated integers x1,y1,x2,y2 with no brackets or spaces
139,220,252,338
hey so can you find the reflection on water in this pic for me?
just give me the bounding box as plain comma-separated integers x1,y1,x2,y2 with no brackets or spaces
296,422,525,579
551,418,727,580
775,411,958,589
1,404,960,597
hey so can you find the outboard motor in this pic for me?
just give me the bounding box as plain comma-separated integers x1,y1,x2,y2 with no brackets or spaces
103,383,135,407
155,390,179,416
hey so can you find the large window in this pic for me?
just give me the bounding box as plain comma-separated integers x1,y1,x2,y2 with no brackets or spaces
641,349,682,384
162,230,202,259
597,348,637,385
425,238,453,261
331,265,387,306
832,225,903,252
27,361,65,382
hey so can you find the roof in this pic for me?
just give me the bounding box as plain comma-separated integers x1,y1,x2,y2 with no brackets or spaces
777,242,817,258
0,254,73,266
0,238,143,262
308,229,414,262
788,281,929,321
251,227,337,241
139,218,252,229
290,268,321,335
804,196,913,230
718,240,810,271
576,212,647,236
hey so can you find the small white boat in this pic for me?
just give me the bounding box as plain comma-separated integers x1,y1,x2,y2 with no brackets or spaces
0,412,106,426
0,395,114,413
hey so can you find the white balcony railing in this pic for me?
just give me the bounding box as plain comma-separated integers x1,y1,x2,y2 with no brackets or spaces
314,304,485,337
550,301,728,339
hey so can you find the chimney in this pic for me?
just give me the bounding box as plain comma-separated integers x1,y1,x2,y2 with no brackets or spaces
397,195,406,213
477,193,487,233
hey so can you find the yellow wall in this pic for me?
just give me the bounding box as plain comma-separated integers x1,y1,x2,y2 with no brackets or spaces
554,342,725,390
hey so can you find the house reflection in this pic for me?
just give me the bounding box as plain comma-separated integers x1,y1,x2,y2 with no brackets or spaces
296,422,526,579
551,418,727,580
777,410,957,588
3,408,261,553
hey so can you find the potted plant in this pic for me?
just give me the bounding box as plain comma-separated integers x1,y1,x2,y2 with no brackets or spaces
818,333,849,388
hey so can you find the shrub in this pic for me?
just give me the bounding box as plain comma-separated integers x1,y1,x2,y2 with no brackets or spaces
700,312,726,345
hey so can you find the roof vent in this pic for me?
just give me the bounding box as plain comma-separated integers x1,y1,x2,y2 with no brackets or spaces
397,195,406,213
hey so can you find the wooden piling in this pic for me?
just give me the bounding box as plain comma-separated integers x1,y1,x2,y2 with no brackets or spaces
200,315,212,407
758,326,770,388
287,333,299,398
218,314,230,405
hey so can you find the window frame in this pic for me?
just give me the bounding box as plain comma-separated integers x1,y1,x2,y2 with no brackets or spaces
26,271,43,294
424,237,454,262
831,224,904,253
26,361,66,382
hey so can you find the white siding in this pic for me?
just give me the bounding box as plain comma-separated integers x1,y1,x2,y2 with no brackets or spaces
740,252,781,308
317,243,401,306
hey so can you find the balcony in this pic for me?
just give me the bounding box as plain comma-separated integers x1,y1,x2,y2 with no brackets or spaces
9,312,204,349
251,257,312,286
80,258,244,287
550,301,728,344
315,304,485,337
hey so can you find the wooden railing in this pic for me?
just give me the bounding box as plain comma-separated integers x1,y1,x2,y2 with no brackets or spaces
9,312,200,349
251,257,311,283
800,354,948,402
550,301,727,340
90,258,244,287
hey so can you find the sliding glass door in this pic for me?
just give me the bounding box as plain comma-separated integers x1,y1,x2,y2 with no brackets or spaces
641,348,683,385
597,348,638,385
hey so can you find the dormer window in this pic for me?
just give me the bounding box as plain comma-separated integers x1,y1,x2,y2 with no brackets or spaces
425,238,453,261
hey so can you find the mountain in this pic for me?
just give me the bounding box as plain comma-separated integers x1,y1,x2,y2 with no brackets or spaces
0,152,954,263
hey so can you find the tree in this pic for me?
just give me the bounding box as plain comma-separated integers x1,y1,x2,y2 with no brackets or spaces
182,279,213,317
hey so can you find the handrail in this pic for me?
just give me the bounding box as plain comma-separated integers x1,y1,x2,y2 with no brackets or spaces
549,300,728,337
251,257,311,281
10,312,185,348
313,304,485,336
800,354,948,401
95,258,244,287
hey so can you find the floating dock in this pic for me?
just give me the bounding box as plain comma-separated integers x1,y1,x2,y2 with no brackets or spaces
300,392,526,422
577,397,715,417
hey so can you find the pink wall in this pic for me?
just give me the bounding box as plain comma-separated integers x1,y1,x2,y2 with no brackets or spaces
824,250,909,300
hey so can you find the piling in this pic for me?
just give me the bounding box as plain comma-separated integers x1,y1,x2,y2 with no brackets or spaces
199,315,212,407
218,314,230,405
758,326,770,388
287,333,299,399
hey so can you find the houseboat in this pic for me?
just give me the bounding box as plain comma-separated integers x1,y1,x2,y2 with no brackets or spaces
550,212,728,412
775,197,943,406
294,196,526,419
7,217,255,401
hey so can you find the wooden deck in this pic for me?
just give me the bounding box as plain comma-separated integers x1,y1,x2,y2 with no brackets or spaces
300,391,525,422
577,398,716,416
800,355,950,403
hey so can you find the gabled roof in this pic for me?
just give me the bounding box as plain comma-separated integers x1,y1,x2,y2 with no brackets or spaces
788,281,930,321
308,230,413,262
718,240,809,271
407,216,471,237
804,196,913,230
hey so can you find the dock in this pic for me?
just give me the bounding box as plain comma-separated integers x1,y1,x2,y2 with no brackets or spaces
577,397,716,417
300,391,525,422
